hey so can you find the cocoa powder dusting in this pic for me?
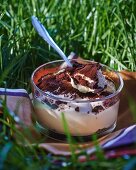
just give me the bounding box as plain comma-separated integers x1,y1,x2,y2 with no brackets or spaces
36,61,113,99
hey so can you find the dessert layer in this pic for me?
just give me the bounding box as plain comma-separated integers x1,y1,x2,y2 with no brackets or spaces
36,60,115,100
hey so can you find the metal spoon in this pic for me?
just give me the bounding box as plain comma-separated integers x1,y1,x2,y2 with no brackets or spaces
31,16,72,67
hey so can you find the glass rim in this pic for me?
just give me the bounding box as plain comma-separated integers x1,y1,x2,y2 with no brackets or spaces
31,59,124,103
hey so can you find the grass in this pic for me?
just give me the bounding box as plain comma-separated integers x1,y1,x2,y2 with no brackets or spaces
0,0,136,169
0,0,136,89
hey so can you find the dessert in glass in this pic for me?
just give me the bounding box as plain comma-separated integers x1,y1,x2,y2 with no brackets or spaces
31,59,123,141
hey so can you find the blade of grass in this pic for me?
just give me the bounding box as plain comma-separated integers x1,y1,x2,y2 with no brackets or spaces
61,112,76,163
104,51,128,70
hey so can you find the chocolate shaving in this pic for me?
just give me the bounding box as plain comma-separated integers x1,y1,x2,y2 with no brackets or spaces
92,105,104,114
36,60,114,100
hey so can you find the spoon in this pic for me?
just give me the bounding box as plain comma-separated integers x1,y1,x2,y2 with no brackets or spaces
31,16,72,67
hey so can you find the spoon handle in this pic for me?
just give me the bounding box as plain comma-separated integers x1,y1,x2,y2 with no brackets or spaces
31,16,72,67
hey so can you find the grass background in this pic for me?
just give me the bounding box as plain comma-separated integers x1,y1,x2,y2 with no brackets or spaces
0,0,136,90
0,0,136,169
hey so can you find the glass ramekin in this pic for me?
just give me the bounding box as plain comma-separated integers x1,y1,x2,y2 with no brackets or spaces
31,59,124,141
